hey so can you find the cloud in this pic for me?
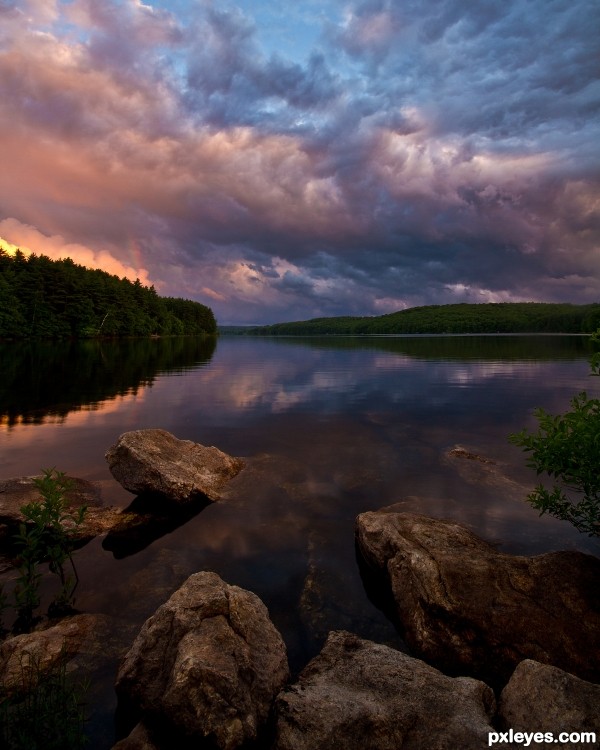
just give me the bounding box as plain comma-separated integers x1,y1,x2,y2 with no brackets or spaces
0,0,598,324
330,1,401,67
184,5,342,129
0,218,152,285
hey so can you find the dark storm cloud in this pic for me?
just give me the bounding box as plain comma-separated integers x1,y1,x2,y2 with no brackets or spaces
184,6,341,129
0,0,598,324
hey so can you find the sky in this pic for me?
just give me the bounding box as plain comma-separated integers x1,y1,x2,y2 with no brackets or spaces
0,0,599,325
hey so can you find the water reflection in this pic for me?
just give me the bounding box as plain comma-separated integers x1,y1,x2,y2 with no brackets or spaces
1,335,598,748
259,333,592,359
102,493,211,559
0,336,216,427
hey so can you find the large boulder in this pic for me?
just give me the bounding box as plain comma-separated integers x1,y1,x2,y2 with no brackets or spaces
274,630,496,750
355,511,600,686
498,660,600,749
106,429,244,503
115,571,289,750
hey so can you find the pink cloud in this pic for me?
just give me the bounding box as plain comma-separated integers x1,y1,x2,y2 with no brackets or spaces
0,218,152,285
0,0,598,324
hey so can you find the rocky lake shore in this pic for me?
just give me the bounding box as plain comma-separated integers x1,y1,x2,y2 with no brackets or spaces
1,429,598,749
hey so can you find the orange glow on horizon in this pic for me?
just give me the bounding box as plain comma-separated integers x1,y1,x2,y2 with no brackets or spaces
0,220,152,286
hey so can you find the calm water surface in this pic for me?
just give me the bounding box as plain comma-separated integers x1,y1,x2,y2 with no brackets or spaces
1,335,598,747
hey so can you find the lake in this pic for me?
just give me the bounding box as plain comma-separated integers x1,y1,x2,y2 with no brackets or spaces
1,334,599,747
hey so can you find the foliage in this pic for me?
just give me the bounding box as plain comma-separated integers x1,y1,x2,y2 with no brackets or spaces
0,246,216,339
509,335,600,536
0,649,88,750
0,472,90,748
247,302,600,336
13,469,87,628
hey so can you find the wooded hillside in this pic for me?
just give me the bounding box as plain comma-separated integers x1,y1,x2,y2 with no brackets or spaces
248,302,600,335
0,248,216,338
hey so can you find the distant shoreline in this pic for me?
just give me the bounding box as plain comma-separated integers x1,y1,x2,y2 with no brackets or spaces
219,330,591,337
219,301,600,337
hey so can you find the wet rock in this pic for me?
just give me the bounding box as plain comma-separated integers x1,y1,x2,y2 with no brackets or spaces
444,444,530,499
447,446,496,464
498,660,600,748
115,571,289,750
112,723,159,750
0,475,183,560
106,429,245,503
0,613,115,696
355,511,600,687
274,630,496,750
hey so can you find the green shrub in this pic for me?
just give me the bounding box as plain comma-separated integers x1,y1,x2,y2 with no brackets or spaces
510,332,600,536
13,469,87,629
0,472,90,749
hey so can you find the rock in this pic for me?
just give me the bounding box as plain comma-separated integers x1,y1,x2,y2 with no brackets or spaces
355,511,600,687
106,429,245,503
447,446,496,464
274,630,496,750
0,475,184,559
115,571,289,750
0,614,114,696
112,723,159,750
444,445,531,499
0,476,124,544
498,660,600,748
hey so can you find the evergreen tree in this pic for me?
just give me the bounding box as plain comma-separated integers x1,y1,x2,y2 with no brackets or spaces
0,247,216,339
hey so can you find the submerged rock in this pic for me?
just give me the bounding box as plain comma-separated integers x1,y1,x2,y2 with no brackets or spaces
0,476,126,546
106,429,245,503
274,630,495,750
115,571,289,750
299,529,405,656
498,660,600,748
355,511,600,687
444,444,533,502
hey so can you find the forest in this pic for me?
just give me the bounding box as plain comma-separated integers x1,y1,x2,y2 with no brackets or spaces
0,248,216,338
247,302,600,336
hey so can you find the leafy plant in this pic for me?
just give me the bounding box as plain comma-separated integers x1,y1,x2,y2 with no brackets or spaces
13,469,87,628
0,647,88,750
1,473,90,747
509,334,600,536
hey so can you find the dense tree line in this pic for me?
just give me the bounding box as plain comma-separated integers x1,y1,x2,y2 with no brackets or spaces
0,248,216,338
248,302,600,336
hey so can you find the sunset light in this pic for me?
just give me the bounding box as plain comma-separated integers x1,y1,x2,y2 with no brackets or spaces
0,0,598,324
